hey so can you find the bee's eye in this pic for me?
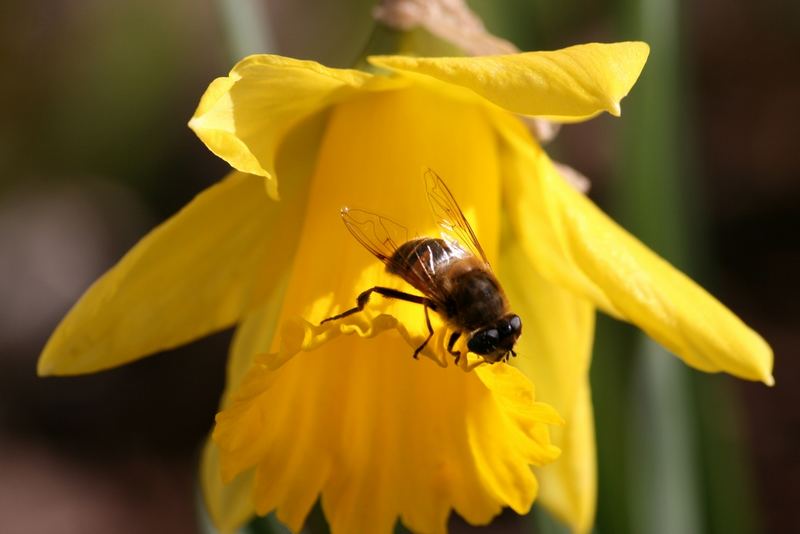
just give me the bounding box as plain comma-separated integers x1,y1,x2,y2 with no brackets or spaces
467,328,499,355
509,315,522,333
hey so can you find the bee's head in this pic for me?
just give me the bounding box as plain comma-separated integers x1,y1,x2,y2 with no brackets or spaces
467,314,522,363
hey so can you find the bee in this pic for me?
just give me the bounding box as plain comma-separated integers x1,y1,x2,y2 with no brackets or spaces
320,169,522,365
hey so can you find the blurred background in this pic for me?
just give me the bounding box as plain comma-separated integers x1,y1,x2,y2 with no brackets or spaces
0,1,797,533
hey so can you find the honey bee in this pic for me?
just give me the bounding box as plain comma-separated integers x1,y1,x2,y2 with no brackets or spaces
320,170,521,365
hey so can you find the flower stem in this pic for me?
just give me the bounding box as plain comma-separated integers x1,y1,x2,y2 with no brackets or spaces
611,0,703,530
597,0,759,533
216,0,275,61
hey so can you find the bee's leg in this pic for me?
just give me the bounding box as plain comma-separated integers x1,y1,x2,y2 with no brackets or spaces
412,304,435,359
447,331,462,364
320,286,435,324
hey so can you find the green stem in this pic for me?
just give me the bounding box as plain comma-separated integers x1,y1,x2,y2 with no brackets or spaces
216,0,275,60
604,0,758,533
614,0,702,532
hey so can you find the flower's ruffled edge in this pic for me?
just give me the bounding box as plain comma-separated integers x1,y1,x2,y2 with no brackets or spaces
210,310,564,533
257,312,493,374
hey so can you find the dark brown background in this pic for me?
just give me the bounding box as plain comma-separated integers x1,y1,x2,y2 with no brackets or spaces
0,1,796,533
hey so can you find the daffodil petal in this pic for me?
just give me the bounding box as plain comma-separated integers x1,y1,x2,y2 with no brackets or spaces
38,172,279,375
496,115,774,385
500,223,597,533
201,439,256,534
493,115,616,312
500,221,595,416
188,55,402,199
370,42,649,120
535,382,597,534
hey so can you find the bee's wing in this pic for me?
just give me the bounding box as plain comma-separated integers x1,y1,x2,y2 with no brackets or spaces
340,206,450,303
340,207,409,264
424,169,491,267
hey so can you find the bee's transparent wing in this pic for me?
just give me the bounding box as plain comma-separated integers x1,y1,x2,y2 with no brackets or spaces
424,169,491,267
340,207,451,303
340,208,409,264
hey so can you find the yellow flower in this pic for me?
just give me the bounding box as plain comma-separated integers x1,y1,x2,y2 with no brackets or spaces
38,42,773,534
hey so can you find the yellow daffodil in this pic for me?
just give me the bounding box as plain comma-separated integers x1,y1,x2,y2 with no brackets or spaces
38,42,773,534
